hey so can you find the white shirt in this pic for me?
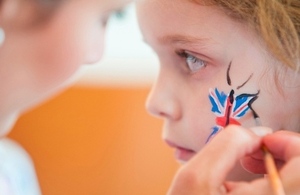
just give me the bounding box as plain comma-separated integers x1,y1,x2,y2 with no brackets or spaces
0,138,41,195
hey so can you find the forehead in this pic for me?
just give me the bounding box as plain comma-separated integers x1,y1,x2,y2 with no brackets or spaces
136,0,242,45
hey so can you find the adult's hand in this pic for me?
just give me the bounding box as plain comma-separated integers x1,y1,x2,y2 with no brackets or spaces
167,125,300,195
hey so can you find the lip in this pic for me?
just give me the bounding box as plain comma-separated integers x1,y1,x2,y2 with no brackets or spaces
165,139,196,163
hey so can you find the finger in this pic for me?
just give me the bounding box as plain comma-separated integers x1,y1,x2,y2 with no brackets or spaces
279,156,300,195
249,126,273,137
240,127,274,174
263,131,300,161
251,131,300,195
241,129,299,174
241,155,284,174
227,179,273,195
181,125,261,190
241,155,266,174
224,181,248,191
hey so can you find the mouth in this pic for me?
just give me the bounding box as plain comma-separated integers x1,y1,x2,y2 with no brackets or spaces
165,139,196,163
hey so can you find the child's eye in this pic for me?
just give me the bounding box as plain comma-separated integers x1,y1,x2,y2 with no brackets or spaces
178,51,207,72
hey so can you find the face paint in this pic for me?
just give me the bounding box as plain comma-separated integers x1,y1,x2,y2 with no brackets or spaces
206,62,260,143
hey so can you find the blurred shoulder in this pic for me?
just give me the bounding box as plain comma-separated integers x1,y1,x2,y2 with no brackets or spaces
0,138,41,195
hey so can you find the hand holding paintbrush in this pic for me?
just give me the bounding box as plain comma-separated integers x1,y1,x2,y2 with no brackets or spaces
254,118,285,195
262,145,285,195
167,126,300,195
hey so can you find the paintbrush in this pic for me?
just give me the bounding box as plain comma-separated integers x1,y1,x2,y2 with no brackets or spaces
254,118,285,195
262,145,285,195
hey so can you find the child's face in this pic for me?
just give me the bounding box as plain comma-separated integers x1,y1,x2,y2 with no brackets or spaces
137,0,300,164
0,0,130,124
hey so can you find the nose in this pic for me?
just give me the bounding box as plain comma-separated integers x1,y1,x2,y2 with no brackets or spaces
146,69,181,120
84,30,105,64
85,41,104,64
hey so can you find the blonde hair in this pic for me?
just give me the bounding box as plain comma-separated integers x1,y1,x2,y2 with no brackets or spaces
192,0,300,71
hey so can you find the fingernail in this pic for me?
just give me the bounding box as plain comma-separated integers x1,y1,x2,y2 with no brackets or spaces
249,127,273,137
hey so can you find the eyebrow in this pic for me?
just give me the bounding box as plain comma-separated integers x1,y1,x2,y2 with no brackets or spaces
158,34,212,45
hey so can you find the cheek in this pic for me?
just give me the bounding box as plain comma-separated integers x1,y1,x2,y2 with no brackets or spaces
184,88,217,146
251,89,287,129
32,34,87,92
34,25,107,90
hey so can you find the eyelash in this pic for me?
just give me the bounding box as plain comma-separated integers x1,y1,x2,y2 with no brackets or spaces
177,51,207,73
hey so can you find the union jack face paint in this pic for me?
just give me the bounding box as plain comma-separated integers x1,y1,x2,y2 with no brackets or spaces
206,62,260,143
207,88,259,142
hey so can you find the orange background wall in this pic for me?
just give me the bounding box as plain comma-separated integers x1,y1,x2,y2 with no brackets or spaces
8,85,179,195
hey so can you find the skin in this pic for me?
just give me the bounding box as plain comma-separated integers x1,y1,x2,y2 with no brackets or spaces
0,1,131,194
168,126,300,195
136,0,300,181
167,126,300,195
0,0,131,136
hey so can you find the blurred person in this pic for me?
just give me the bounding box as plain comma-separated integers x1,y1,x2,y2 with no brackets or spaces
0,0,131,194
